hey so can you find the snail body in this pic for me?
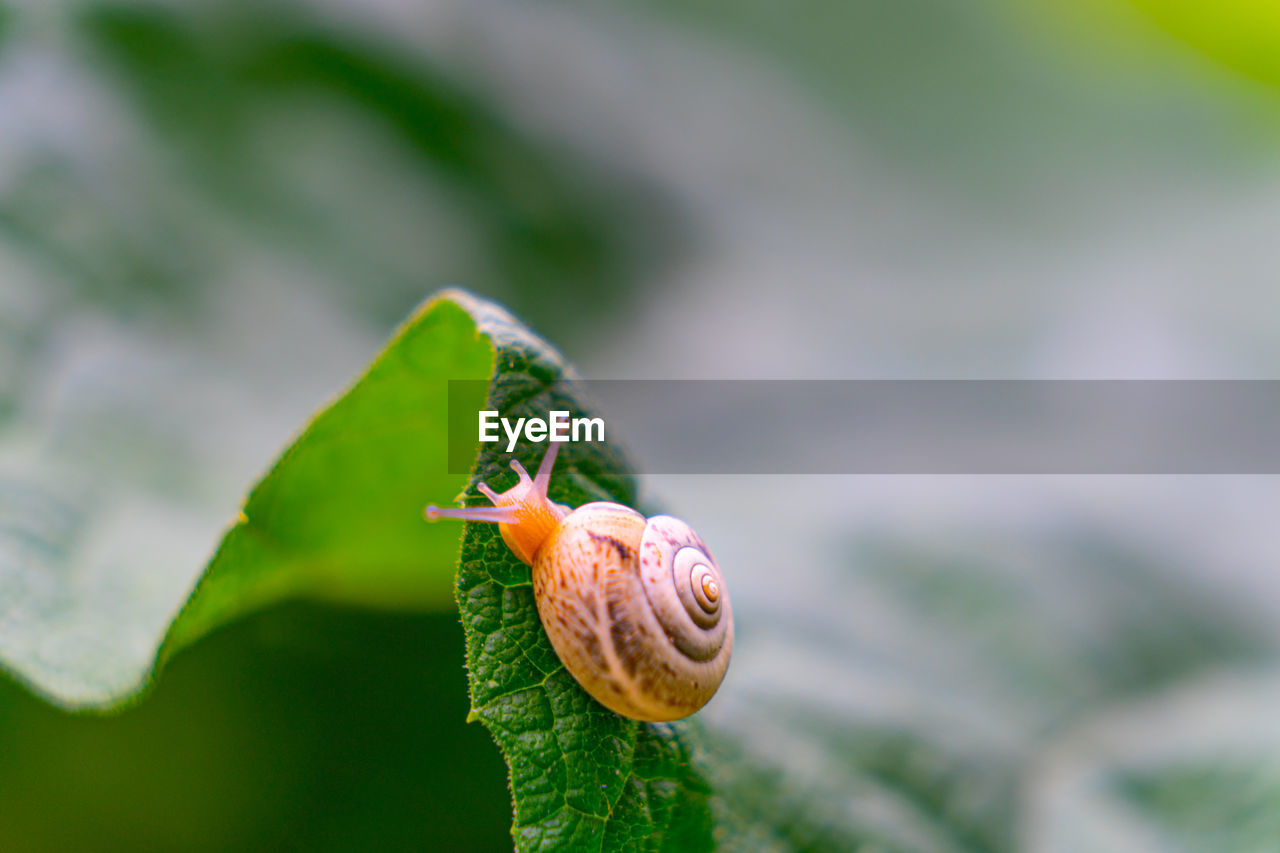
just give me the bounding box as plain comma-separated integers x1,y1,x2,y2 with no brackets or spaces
426,442,732,722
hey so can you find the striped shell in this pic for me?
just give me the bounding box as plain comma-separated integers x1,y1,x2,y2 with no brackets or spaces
532,502,733,722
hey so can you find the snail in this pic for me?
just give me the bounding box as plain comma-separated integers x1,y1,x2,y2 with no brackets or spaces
425,440,732,722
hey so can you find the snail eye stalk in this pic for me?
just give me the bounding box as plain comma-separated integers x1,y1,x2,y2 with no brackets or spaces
424,503,521,524
424,442,568,565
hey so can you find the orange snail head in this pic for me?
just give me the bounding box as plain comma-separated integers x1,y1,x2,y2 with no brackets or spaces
425,441,569,565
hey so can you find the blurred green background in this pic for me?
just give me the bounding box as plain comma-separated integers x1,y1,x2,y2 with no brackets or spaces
5,0,1280,850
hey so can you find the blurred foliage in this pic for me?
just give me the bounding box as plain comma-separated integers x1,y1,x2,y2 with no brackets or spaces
77,2,687,334
1129,0,1280,92
1119,759,1280,851
639,0,1275,207
0,1,686,349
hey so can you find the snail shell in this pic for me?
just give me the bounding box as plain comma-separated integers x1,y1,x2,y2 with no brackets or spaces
534,503,732,721
425,442,732,722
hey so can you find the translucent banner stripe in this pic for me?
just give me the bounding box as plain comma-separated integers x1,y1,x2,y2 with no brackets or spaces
449,380,1280,474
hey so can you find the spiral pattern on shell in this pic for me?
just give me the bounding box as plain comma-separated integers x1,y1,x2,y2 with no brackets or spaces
638,515,730,660
531,502,733,722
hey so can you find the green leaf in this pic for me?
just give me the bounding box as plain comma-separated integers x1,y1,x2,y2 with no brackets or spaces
0,292,493,707
158,294,495,658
